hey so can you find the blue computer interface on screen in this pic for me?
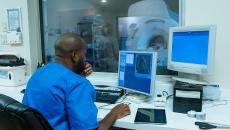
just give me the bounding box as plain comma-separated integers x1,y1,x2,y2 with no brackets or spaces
172,31,209,65
118,52,153,94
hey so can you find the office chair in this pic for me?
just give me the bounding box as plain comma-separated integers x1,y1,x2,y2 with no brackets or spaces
0,94,53,130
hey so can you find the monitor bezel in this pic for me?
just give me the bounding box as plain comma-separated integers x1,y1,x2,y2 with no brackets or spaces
117,51,157,96
167,25,216,75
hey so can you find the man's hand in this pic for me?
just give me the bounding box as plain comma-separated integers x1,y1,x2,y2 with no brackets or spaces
81,62,93,77
98,103,131,130
110,103,131,119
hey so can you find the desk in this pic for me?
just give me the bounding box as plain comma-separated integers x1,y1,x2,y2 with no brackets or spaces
96,94,230,130
0,74,230,130
0,85,25,102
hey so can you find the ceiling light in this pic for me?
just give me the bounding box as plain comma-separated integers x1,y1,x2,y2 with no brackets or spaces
101,0,107,3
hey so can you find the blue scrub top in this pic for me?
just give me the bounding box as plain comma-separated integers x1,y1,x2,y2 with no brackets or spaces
22,62,99,130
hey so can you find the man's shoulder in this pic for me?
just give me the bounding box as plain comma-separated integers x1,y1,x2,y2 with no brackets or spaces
33,62,90,85
56,64,92,88
36,62,92,85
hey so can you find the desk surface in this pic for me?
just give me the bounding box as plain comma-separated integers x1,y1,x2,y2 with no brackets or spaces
0,80,230,130
96,95,230,130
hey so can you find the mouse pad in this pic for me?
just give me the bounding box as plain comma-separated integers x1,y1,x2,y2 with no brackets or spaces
134,108,167,124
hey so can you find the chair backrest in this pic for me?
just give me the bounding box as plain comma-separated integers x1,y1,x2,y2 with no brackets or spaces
0,94,53,130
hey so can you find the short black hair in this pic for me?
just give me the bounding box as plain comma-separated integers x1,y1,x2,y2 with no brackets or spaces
54,33,85,57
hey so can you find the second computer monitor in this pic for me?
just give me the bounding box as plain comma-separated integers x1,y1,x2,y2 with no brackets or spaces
168,26,216,74
118,51,157,96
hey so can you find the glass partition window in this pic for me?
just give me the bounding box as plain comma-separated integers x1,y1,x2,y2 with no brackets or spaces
40,0,180,74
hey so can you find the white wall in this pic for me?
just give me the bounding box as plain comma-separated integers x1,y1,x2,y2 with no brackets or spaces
0,0,41,74
184,0,230,88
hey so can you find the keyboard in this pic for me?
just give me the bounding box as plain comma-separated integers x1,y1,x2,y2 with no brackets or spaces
96,89,122,104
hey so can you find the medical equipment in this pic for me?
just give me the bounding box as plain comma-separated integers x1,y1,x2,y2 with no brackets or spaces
0,53,26,87
173,81,203,113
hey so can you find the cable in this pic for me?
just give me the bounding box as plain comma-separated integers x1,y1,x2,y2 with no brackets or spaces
203,99,230,108
166,95,173,100
161,91,173,100
98,104,112,110
117,92,132,103
162,91,168,97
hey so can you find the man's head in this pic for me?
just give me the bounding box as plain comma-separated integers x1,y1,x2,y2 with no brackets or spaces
54,33,86,74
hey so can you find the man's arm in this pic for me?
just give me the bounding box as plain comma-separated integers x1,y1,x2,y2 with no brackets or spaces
81,63,131,129
97,104,131,130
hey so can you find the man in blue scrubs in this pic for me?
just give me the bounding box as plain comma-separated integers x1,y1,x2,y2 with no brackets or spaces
22,33,130,130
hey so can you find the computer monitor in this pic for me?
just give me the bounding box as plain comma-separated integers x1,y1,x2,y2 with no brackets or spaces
168,26,216,75
118,51,157,96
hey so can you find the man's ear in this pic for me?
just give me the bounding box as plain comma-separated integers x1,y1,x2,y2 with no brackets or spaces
72,51,79,63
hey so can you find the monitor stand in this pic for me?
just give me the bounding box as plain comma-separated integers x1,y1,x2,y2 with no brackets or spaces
125,92,152,104
173,73,208,85
172,77,208,85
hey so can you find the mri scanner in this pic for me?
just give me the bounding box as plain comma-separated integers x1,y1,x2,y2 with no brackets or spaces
121,0,178,67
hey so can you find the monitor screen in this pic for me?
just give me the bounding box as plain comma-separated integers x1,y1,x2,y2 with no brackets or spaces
171,31,209,65
118,51,157,95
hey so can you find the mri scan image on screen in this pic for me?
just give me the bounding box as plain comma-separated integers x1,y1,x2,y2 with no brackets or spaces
135,54,151,75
